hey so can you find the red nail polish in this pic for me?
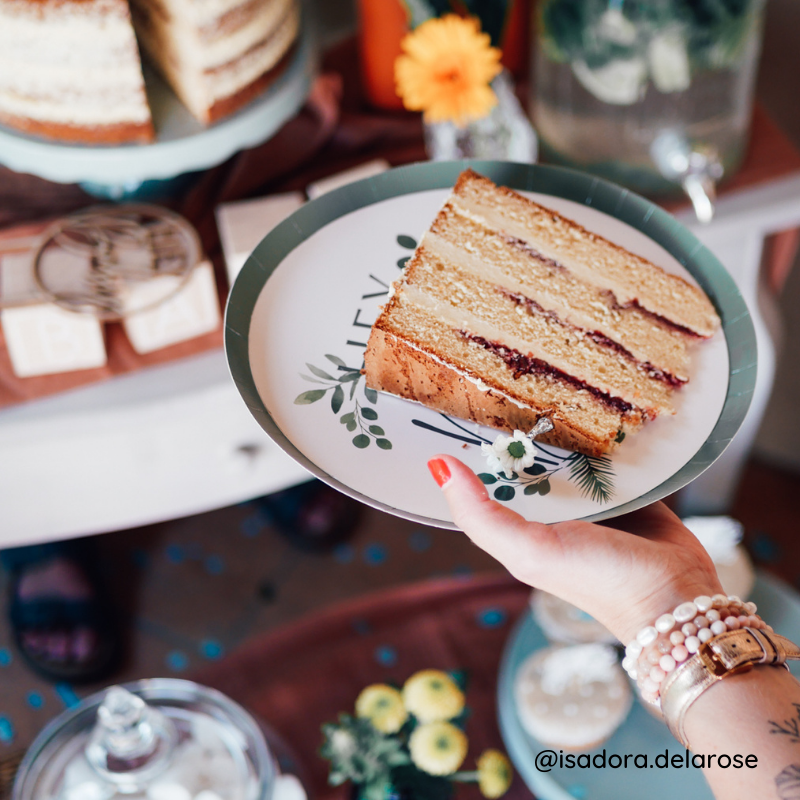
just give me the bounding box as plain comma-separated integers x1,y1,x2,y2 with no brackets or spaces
428,458,451,487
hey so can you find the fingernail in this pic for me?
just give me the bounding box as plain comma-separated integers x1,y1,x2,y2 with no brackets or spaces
427,458,451,487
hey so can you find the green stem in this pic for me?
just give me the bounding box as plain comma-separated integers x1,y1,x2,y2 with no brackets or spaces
450,771,478,782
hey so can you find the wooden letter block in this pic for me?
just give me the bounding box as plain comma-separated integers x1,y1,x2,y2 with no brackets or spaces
122,261,221,354
216,191,304,284
1,305,107,377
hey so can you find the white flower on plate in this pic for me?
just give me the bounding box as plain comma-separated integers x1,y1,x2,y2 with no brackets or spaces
481,429,536,479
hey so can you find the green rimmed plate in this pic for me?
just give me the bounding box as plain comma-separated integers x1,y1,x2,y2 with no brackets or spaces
224,161,755,527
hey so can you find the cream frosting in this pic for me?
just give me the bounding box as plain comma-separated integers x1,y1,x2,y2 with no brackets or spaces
514,645,632,749
0,0,150,127
682,516,755,599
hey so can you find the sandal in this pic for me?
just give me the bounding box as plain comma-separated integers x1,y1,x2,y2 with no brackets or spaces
8,560,121,684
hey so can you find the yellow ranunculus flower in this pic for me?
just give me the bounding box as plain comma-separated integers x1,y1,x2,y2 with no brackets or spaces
355,684,407,734
394,14,502,126
402,669,465,722
409,721,468,776
476,749,513,798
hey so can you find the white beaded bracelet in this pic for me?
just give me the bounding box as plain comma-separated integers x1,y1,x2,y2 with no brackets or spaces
621,594,767,706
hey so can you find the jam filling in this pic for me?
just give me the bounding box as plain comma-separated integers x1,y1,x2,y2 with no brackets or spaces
501,234,565,271
500,236,704,339
627,299,703,340
501,289,686,388
460,332,636,416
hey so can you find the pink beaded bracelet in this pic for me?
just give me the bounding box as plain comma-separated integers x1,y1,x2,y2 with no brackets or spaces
621,594,769,706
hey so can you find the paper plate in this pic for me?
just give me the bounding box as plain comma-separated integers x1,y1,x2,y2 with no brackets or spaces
225,161,756,527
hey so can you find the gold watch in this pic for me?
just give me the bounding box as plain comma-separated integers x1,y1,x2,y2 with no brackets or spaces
660,626,800,748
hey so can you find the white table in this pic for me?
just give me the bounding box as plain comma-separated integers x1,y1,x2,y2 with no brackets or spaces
0,350,311,548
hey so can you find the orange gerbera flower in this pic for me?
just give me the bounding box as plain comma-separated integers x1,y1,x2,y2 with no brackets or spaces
395,14,503,126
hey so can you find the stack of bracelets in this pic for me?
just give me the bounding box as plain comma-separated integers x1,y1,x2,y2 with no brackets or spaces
620,592,800,748
621,593,763,705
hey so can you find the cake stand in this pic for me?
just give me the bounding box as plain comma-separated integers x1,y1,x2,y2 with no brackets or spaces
497,571,800,800
0,25,316,198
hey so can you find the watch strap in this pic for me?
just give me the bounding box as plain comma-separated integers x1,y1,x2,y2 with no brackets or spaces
660,627,800,748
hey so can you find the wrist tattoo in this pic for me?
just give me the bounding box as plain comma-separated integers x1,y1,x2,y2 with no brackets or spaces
770,704,800,744
776,764,800,800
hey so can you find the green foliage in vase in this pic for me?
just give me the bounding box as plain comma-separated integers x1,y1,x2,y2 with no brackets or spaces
539,0,758,74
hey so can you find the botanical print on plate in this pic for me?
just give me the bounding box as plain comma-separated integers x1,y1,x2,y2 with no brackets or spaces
295,355,391,451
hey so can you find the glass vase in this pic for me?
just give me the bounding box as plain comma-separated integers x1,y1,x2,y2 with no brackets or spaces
424,70,538,163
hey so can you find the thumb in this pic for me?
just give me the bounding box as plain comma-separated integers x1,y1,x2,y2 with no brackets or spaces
427,454,558,583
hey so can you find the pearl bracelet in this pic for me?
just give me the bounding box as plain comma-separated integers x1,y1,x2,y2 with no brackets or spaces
621,594,769,706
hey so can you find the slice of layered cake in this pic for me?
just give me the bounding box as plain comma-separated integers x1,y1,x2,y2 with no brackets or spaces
0,0,155,144
131,0,299,124
363,170,721,457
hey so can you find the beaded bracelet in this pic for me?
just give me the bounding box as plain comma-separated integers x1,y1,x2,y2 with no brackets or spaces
620,594,770,706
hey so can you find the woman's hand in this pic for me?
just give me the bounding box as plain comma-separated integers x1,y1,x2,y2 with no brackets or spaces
428,455,724,644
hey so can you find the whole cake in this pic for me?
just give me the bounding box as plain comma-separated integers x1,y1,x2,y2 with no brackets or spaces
514,644,632,750
0,0,299,143
363,170,721,456
0,0,154,143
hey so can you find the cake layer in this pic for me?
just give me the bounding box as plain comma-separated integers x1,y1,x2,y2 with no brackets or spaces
163,0,268,30
403,248,675,418
204,43,294,123
365,294,643,457
450,170,721,338
132,0,294,68
426,204,691,381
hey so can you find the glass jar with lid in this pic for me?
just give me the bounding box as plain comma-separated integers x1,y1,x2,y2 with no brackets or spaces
13,679,303,800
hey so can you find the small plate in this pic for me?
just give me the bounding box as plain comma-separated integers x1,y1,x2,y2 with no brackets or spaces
225,161,756,527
